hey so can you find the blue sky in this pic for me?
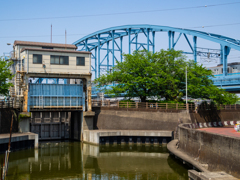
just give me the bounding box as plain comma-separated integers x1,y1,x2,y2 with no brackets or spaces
0,0,240,66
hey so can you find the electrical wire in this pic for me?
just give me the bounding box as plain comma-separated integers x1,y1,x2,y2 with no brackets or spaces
0,2,240,22
0,34,87,39
189,22,240,29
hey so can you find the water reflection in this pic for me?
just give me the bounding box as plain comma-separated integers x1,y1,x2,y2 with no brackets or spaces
1,142,189,180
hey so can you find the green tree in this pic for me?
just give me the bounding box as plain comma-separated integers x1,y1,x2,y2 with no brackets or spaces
94,50,238,104
0,57,13,96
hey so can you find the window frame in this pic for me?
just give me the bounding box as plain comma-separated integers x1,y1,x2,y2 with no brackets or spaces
50,55,69,65
33,54,42,64
76,56,85,66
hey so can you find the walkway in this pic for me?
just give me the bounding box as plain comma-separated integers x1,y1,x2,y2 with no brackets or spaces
198,127,240,138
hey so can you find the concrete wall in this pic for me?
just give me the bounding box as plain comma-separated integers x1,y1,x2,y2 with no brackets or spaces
178,124,240,178
93,108,191,131
19,118,30,133
190,109,240,123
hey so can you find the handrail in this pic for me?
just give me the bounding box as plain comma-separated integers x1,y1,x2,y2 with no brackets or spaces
92,100,240,111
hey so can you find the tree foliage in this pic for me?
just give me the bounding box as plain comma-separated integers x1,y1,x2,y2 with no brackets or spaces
94,50,238,104
0,57,13,96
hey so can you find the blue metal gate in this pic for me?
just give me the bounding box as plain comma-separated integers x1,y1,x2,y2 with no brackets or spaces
28,84,84,111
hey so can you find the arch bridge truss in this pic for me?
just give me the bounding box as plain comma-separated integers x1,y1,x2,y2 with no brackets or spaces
73,25,240,91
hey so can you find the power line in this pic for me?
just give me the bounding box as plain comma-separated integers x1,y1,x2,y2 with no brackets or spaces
189,22,240,29
0,34,87,39
0,2,240,22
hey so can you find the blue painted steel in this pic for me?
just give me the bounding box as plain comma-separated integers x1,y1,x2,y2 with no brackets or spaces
28,84,84,110
73,25,240,81
152,31,155,53
73,24,240,91
193,36,197,63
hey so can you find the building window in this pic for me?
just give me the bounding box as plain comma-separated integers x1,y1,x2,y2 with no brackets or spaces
76,57,85,66
33,54,42,64
50,55,69,65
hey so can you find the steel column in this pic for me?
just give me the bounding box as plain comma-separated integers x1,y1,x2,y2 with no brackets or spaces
120,36,123,62
107,41,109,72
168,31,172,50
152,31,155,53
136,33,138,51
193,36,197,63
171,32,175,49
128,28,131,54
94,47,97,79
85,39,88,51
112,30,115,71
147,28,150,51
222,45,227,76
98,34,101,78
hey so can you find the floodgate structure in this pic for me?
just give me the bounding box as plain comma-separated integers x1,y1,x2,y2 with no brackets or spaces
7,40,93,140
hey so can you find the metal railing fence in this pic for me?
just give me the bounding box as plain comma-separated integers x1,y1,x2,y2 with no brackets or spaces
92,100,240,111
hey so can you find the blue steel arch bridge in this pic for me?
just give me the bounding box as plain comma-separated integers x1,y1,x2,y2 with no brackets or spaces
73,24,240,93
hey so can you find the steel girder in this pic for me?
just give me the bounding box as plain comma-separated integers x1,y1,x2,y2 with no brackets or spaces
73,24,240,79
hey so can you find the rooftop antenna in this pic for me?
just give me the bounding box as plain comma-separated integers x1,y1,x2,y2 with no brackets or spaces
51,24,52,43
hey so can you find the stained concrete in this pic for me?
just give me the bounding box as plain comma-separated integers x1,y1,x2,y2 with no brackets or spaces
178,124,240,179
188,170,238,180
83,130,172,145
93,109,191,131
0,132,38,153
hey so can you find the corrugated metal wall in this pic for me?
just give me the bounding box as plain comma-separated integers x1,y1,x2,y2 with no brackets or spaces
28,84,84,109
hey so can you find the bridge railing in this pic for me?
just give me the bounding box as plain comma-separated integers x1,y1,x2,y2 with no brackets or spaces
92,100,194,110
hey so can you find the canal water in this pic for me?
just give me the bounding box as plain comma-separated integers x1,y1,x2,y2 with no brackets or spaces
1,142,189,180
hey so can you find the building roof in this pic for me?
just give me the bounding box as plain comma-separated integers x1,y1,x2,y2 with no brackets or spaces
14,40,77,49
20,47,91,54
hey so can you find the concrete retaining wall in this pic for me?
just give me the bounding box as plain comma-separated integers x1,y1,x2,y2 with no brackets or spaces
93,108,191,131
83,130,172,145
178,124,240,178
0,132,38,154
93,108,240,130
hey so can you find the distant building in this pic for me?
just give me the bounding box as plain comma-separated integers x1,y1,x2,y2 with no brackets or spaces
208,62,240,75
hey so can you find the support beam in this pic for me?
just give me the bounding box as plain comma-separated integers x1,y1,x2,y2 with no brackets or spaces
98,34,100,78
120,36,123,62
193,36,197,63
222,45,231,77
147,28,150,51
136,33,138,51
183,33,193,52
107,41,109,72
85,39,88,51
128,28,131,54
171,32,175,49
152,31,155,53
94,47,97,79
112,30,115,71
168,31,172,50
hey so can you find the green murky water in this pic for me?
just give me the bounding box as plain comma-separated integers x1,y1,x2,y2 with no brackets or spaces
1,142,189,180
